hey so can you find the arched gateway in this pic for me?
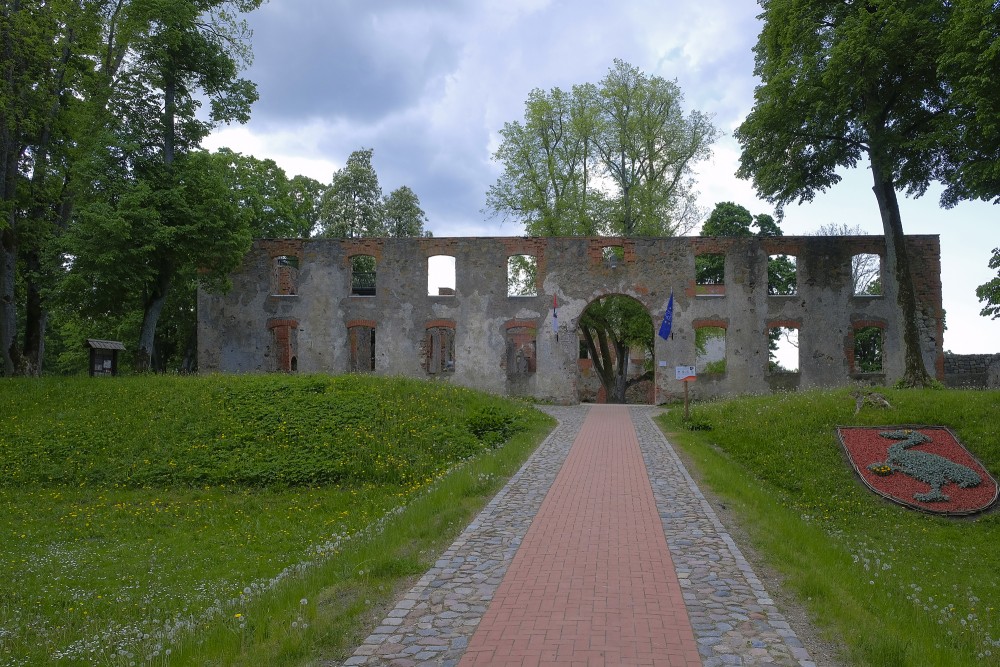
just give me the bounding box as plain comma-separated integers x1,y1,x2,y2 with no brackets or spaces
198,235,944,404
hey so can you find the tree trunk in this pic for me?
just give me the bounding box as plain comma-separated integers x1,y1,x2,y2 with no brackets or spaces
136,270,171,372
0,224,16,377
612,340,630,404
582,324,620,403
21,251,45,377
870,161,933,387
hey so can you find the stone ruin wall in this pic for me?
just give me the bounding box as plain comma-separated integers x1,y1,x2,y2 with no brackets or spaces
198,235,944,404
943,353,1000,388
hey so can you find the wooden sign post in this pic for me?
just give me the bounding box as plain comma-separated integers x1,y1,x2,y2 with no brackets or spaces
675,366,696,420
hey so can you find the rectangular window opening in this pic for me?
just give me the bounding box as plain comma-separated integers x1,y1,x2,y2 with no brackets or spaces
854,326,884,373
508,255,538,297
768,254,797,295
768,326,799,373
695,327,727,374
695,253,726,296
852,254,883,296
428,255,456,296
351,255,377,296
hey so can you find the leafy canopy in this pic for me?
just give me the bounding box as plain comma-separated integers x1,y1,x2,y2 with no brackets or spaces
487,59,718,237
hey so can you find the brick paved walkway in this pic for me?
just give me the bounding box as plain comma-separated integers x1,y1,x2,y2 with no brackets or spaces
459,405,700,666
342,405,814,666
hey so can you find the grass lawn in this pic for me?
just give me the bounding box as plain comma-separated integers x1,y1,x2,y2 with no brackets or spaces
658,388,1000,667
0,374,554,666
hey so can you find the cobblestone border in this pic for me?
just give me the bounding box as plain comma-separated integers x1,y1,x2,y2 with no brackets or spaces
341,407,585,666
343,406,819,666
632,407,816,667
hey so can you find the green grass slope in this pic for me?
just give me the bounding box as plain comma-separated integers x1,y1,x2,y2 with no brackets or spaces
659,388,1000,667
0,374,553,666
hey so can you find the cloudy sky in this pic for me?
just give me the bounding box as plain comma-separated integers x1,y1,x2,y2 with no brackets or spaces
205,0,999,355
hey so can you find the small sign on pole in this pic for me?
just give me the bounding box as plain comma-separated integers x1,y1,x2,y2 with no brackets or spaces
676,366,696,419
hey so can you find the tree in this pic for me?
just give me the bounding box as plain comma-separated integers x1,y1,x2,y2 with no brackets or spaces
217,148,316,238
977,248,1000,320
65,149,253,371
936,0,1000,206
735,1,999,387
697,202,792,294
486,60,718,237
318,148,385,238
384,185,430,237
486,86,605,235
288,175,325,238
0,0,106,375
119,0,262,371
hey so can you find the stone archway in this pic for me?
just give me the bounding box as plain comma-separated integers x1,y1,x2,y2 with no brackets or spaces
576,293,655,404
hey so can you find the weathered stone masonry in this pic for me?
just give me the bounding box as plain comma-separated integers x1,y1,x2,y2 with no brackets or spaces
198,235,944,404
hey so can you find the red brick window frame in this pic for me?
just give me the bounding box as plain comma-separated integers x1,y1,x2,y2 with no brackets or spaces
504,319,537,377
849,320,886,374
424,319,456,374
267,318,299,372
347,319,376,372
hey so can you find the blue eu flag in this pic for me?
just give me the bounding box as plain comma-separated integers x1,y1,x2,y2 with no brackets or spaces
658,290,674,340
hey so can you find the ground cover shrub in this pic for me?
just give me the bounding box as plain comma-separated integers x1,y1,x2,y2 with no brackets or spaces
0,374,549,666
659,388,1000,666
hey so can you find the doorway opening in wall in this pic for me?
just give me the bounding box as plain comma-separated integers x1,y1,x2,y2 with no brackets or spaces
576,294,654,404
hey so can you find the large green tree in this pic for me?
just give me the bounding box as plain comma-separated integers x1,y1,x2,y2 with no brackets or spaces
487,60,718,237
318,148,385,238
488,61,716,403
0,0,105,375
0,0,263,375
735,0,999,387
384,185,430,238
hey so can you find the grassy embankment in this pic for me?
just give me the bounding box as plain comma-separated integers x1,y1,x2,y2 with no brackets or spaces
659,388,1000,667
0,374,554,666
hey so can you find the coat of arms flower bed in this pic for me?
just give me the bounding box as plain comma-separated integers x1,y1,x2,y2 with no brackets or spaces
838,426,999,515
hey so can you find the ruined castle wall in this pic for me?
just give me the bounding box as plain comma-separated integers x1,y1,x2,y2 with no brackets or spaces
198,235,944,404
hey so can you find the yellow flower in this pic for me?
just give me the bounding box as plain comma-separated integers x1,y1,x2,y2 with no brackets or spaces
234,613,242,618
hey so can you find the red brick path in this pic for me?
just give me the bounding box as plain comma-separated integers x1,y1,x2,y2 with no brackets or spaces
460,405,701,666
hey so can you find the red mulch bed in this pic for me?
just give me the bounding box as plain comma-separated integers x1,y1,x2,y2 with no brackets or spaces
838,426,999,515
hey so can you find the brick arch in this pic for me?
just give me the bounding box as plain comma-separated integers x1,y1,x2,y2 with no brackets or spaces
576,292,656,405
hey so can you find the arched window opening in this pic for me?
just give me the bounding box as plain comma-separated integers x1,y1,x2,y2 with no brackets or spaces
853,326,884,373
505,326,537,377
425,326,455,374
348,325,375,372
